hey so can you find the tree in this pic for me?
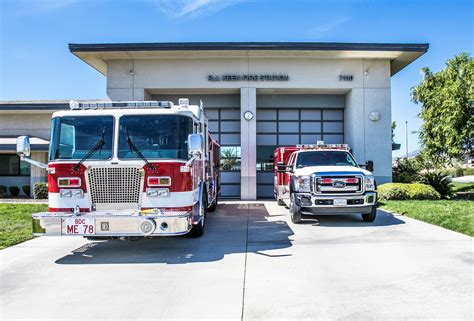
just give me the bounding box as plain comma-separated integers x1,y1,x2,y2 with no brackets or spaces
411,53,473,165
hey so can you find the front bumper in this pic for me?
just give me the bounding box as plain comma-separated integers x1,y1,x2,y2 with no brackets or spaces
294,191,377,215
32,210,193,237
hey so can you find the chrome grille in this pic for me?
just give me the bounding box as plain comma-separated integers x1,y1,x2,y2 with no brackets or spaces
87,167,142,204
312,175,363,194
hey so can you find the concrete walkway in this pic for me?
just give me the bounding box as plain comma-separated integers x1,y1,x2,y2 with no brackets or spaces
1,202,472,320
453,175,474,183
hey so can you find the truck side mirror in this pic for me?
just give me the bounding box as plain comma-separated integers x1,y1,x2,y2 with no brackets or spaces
188,134,203,156
277,161,286,173
17,136,31,157
366,160,374,172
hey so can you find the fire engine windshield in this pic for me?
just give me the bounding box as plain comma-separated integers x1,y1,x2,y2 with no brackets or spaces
118,115,194,160
296,151,357,168
49,116,114,161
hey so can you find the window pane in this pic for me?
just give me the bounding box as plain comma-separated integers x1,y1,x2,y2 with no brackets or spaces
0,155,19,175
220,146,241,171
20,160,30,176
50,116,114,161
118,115,193,160
257,146,276,172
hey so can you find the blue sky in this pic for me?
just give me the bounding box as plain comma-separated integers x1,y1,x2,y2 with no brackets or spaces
0,0,472,156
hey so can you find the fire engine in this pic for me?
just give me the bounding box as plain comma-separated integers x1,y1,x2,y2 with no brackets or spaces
16,99,220,238
274,143,377,223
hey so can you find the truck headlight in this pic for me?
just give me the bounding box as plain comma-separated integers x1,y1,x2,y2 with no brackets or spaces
365,176,375,191
59,189,84,198
294,176,311,192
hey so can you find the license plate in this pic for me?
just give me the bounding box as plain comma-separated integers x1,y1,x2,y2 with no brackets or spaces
64,218,95,235
333,199,347,206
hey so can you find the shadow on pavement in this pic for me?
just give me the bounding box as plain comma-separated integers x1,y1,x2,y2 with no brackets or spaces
298,209,406,227
55,203,294,265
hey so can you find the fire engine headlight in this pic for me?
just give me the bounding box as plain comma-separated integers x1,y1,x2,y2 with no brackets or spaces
364,176,376,191
294,176,311,193
146,188,170,198
60,189,84,198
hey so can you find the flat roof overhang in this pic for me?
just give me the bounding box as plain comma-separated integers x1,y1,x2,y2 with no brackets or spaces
0,136,49,152
69,42,429,77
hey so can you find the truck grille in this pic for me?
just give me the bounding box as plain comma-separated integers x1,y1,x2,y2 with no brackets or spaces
87,167,142,205
312,175,363,194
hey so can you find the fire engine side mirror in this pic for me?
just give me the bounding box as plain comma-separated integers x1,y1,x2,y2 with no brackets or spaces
17,136,31,157
188,134,203,156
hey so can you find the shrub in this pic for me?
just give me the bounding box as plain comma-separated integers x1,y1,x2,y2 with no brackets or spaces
8,186,20,197
378,183,440,201
0,185,7,198
22,185,31,197
420,172,454,199
392,158,421,183
33,182,48,199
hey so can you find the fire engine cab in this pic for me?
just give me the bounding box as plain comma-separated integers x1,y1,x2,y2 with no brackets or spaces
274,143,377,223
16,99,220,238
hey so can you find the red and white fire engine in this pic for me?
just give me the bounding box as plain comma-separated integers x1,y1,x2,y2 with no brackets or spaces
274,143,377,223
17,99,220,238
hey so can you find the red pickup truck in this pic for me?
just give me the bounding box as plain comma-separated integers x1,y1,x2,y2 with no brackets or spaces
274,143,377,223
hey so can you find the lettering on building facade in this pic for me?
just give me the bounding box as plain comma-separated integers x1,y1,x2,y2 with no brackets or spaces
208,74,289,82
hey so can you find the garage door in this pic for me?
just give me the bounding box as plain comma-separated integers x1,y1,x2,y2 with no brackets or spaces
152,94,241,199
256,95,345,199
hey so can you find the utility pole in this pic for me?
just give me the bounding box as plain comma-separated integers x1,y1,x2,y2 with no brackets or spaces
405,120,408,158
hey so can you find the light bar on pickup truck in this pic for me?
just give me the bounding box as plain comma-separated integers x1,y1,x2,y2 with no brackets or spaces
69,100,174,110
296,143,350,151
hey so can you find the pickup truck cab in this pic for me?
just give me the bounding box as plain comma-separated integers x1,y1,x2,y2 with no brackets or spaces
274,144,377,223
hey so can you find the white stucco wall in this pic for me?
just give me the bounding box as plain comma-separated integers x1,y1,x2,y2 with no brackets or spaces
105,56,393,192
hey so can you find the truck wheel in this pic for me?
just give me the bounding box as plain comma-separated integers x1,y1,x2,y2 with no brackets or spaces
189,191,207,237
207,194,218,212
362,206,377,222
289,193,302,223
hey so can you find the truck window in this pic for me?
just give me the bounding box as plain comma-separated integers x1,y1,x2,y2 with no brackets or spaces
49,116,114,161
118,115,193,160
296,151,357,168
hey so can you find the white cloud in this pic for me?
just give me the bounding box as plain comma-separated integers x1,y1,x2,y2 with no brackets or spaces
307,17,350,38
155,0,245,18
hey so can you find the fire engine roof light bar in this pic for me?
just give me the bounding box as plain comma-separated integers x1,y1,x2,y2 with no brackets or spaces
69,100,174,110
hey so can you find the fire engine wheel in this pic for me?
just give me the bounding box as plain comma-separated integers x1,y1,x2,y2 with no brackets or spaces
362,206,377,222
189,191,207,237
289,193,302,223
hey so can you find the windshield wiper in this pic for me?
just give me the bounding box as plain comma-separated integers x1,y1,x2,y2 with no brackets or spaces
73,127,106,171
125,128,156,170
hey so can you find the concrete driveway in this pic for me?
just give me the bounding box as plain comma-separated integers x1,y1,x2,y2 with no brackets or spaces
1,202,472,320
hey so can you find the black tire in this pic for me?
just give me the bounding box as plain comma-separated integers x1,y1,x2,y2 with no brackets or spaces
189,189,207,237
207,193,218,212
277,197,285,206
289,193,302,223
362,206,377,222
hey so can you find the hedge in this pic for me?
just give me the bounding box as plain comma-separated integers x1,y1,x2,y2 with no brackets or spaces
33,182,48,199
378,183,440,201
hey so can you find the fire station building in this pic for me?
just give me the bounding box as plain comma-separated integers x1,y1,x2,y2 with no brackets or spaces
0,42,428,199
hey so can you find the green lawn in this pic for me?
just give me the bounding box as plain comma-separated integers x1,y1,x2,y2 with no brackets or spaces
452,182,474,193
380,200,473,237
0,203,48,249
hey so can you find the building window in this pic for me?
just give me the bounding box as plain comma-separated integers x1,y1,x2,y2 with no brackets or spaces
0,154,31,176
220,146,241,171
257,146,276,172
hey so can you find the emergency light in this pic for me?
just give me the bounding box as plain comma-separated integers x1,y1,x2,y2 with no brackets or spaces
69,100,174,110
296,143,350,151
